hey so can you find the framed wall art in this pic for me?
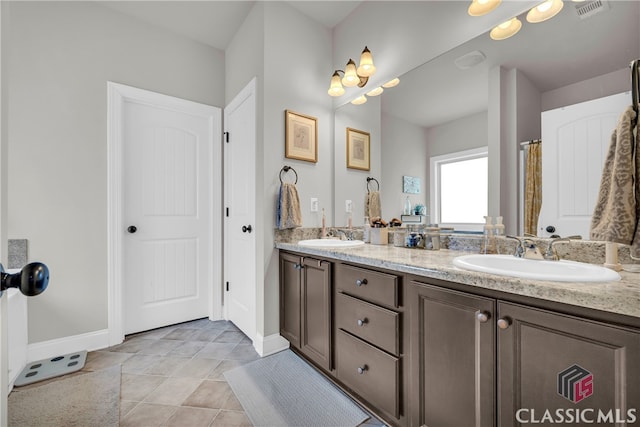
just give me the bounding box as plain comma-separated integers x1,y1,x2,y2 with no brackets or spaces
285,110,318,163
346,127,370,171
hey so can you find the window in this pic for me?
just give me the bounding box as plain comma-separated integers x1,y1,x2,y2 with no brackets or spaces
430,147,488,231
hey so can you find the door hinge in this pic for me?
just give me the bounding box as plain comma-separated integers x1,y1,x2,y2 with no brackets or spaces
226,281,229,292
224,131,229,143
226,207,229,217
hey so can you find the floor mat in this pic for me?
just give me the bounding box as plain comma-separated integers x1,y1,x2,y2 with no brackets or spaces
14,350,87,387
225,349,369,427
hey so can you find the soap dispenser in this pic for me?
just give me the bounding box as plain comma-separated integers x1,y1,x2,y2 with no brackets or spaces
495,216,505,236
404,196,412,215
482,216,496,254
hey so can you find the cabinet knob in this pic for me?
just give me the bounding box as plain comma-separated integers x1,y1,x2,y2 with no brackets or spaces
357,318,368,327
497,317,512,330
356,279,368,287
476,311,490,323
294,263,303,270
357,365,368,375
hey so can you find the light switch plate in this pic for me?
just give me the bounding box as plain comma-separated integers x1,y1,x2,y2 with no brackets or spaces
310,198,318,212
345,200,352,213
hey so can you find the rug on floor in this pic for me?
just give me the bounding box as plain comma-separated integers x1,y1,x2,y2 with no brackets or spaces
8,364,121,426
224,350,369,427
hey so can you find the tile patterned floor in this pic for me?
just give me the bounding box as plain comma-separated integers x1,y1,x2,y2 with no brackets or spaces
13,318,385,426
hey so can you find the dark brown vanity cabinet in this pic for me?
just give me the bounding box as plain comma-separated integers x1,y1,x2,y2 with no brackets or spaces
279,252,332,371
334,263,403,421
409,280,640,427
498,301,640,427
408,281,496,427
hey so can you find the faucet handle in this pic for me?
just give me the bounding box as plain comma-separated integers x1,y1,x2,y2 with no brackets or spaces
506,236,524,257
544,237,571,260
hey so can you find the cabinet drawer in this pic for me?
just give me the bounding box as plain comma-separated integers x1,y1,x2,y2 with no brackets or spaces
336,292,399,355
335,264,398,308
336,330,399,418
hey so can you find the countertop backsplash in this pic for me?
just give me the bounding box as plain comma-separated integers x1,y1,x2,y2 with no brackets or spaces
274,227,640,266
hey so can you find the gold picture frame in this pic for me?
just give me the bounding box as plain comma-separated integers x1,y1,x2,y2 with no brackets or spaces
285,110,318,163
346,127,370,171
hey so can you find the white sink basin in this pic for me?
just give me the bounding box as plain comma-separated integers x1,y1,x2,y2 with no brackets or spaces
297,239,365,248
453,254,621,282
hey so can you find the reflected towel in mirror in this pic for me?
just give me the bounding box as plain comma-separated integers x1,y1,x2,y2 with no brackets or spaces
365,191,381,219
590,106,640,255
277,183,302,230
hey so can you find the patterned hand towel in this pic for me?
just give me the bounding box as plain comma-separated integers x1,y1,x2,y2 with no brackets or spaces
277,183,302,230
365,191,381,219
590,106,639,254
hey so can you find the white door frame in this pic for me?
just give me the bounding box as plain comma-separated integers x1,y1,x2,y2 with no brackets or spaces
107,82,222,346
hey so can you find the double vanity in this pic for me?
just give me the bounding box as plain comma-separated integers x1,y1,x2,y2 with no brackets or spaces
276,236,640,427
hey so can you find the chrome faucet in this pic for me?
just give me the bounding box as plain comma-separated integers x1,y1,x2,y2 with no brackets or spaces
506,236,544,260
329,228,355,241
543,236,580,260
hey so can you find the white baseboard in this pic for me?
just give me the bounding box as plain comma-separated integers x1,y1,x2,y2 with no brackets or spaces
253,332,289,357
27,329,110,363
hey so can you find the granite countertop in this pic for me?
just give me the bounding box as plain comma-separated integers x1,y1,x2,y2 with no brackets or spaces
275,241,640,320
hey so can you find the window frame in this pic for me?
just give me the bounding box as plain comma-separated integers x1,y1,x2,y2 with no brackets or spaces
429,146,488,232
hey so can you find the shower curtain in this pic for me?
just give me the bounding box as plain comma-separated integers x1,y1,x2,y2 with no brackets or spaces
524,143,542,236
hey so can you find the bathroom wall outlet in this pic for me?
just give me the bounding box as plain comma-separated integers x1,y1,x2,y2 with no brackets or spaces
345,200,352,213
310,198,318,212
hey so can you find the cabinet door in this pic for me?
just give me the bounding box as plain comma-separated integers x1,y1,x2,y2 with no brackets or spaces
300,257,332,371
498,301,640,427
279,253,301,348
409,281,496,427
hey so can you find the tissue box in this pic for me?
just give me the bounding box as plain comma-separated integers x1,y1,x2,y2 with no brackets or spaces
370,227,389,245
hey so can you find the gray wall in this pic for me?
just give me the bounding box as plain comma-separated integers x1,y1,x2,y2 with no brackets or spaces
6,2,225,343
381,113,428,220
335,98,382,227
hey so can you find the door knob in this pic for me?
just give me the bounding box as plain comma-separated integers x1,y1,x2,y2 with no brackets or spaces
546,225,556,233
242,225,253,233
127,226,137,234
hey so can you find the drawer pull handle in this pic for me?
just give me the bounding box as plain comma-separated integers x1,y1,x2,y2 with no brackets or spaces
497,317,512,330
357,318,368,327
476,311,490,323
356,279,368,287
357,365,368,375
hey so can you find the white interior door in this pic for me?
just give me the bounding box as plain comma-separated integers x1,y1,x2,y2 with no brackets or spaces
539,92,629,239
224,79,256,341
122,91,220,335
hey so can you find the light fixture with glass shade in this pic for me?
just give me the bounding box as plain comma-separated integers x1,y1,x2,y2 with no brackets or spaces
382,78,400,88
490,17,522,40
468,0,502,16
526,0,564,23
351,95,368,105
366,87,384,97
327,46,376,96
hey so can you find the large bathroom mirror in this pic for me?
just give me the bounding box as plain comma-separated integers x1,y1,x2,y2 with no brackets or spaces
334,0,640,238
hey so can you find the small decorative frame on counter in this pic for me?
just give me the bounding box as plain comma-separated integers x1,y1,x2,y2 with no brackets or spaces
346,127,370,171
285,110,318,163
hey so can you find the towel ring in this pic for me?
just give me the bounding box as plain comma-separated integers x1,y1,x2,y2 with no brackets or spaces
279,166,298,184
366,177,379,193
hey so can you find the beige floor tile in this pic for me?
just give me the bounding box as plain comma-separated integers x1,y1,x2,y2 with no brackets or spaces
222,392,245,411
213,331,246,344
120,402,177,427
120,400,139,419
109,338,158,353
172,358,222,379
167,340,207,357
211,409,253,426
122,354,163,374
145,355,192,376
207,359,245,380
82,350,132,371
144,377,203,406
182,380,233,409
194,342,237,359
120,373,166,401
194,328,224,342
164,327,203,341
225,344,259,361
138,339,183,355
166,406,220,427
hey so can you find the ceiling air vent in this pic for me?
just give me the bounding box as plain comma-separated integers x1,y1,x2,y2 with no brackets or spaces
574,0,609,20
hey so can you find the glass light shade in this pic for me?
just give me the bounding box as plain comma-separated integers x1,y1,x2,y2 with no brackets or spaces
468,0,502,16
527,0,564,23
356,47,376,77
366,87,384,97
351,95,367,105
342,59,359,87
328,72,345,97
382,78,400,88
490,17,522,40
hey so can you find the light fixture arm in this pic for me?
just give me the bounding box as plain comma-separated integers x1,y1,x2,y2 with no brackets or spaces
332,69,369,88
